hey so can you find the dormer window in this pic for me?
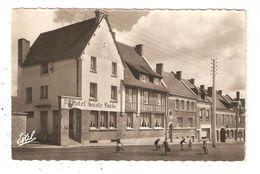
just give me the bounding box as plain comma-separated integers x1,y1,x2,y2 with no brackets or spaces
140,74,149,82
41,63,48,74
153,78,161,85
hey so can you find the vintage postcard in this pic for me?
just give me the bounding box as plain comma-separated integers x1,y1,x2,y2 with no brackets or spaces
11,9,245,161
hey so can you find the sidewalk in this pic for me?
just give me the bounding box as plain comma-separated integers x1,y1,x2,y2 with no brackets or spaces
12,140,245,149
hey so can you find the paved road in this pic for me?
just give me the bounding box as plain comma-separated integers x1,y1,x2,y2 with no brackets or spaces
12,142,245,161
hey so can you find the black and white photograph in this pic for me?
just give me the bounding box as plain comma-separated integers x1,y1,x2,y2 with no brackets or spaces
10,8,246,161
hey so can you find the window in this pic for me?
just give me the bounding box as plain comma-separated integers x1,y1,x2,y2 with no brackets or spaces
176,99,179,110
188,118,193,127
100,112,108,128
161,94,166,106
143,91,149,104
112,62,117,76
231,115,234,125
157,93,162,106
191,102,195,112
90,83,97,99
153,78,160,85
140,114,151,128
238,116,241,124
222,114,225,125
140,74,149,82
40,85,48,99
90,111,98,128
127,89,133,102
109,112,117,128
154,114,164,128
127,113,133,128
227,115,230,125
41,63,48,74
206,110,210,120
53,110,59,134
199,109,203,120
181,100,185,111
26,87,32,103
186,101,190,111
40,111,48,133
90,56,97,72
177,117,183,128
111,86,117,101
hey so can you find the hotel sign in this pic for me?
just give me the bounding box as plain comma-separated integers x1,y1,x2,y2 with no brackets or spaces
60,96,119,111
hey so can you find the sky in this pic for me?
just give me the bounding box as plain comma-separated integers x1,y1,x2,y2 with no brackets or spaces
12,9,246,98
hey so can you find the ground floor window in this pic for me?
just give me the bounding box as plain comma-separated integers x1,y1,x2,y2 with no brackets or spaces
127,113,133,128
90,111,98,128
140,114,151,128
154,114,164,128
100,112,108,128
109,112,117,128
40,111,48,133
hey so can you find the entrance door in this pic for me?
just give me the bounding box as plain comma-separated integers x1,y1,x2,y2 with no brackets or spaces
69,109,81,142
168,123,173,142
220,128,226,142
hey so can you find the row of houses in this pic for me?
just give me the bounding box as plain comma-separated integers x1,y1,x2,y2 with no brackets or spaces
12,11,245,146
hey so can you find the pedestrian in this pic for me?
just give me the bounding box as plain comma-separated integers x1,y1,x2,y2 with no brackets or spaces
162,138,170,155
180,138,186,151
202,140,208,154
116,138,124,152
154,138,161,150
188,139,192,150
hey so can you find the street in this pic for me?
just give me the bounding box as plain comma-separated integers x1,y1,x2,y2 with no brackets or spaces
12,142,245,161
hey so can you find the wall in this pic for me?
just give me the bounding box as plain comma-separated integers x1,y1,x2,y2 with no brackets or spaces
80,18,124,112
12,112,27,146
16,58,78,137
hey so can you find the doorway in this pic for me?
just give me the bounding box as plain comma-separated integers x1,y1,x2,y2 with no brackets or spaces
69,109,81,142
168,123,173,143
220,128,226,142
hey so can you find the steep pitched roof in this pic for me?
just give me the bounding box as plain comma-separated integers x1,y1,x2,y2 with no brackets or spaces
162,72,196,99
116,42,167,92
208,92,234,110
116,42,162,78
22,18,99,67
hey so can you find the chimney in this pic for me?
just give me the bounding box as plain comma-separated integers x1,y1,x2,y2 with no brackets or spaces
18,38,30,66
135,44,143,56
189,78,195,85
236,91,240,100
207,87,213,97
218,90,222,95
156,63,163,75
200,85,205,90
176,71,182,80
95,10,108,23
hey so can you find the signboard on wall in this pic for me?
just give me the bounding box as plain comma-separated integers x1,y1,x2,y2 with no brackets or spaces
60,96,119,111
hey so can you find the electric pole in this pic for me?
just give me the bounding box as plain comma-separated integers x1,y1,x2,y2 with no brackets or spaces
211,58,217,147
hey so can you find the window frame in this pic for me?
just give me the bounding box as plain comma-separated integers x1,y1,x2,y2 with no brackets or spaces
111,86,118,101
41,63,49,74
90,56,97,72
26,87,32,103
140,113,151,128
89,83,98,100
109,112,117,128
112,62,117,77
40,85,48,99
177,117,183,128
126,113,134,129
90,111,98,129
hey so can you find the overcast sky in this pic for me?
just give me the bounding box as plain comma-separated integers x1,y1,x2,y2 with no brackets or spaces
12,9,245,98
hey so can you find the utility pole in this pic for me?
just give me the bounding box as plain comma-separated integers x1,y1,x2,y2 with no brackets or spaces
211,58,217,147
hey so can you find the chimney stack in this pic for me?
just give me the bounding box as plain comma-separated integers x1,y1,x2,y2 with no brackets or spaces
189,78,195,85
218,90,222,95
236,91,240,100
207,87,213,97
200,85,205,90
135,44,143,56
176,71,182,80
156,63,163,75
18,38,30,66
95,10,108,23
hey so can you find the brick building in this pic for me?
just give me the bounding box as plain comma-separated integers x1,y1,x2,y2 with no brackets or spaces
161,69,197,143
